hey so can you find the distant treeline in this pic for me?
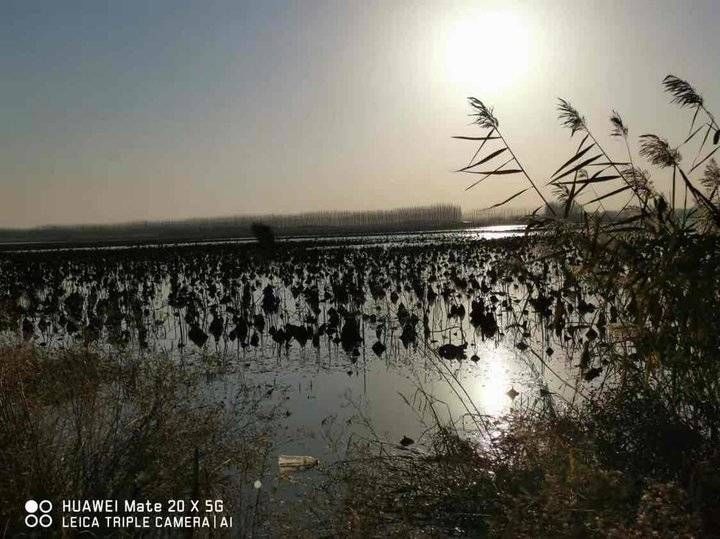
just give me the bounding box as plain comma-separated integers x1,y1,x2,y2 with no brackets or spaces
0,204,466,246
463,207,533,226
465,204,652,226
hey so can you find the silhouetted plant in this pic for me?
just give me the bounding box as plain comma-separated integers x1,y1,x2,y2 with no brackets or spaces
452,74,720,533
251,222,275,249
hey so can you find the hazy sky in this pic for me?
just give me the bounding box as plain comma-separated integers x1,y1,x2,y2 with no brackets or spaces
2,0,719,227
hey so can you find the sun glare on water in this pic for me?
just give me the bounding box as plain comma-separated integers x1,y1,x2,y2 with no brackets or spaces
474,349,514,417
444,10,531,95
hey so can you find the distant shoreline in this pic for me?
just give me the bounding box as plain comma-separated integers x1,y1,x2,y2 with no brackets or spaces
0,204,534,251
0,223,528,253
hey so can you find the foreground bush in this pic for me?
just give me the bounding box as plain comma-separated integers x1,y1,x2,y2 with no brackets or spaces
309,409,713,538
0,345,276,535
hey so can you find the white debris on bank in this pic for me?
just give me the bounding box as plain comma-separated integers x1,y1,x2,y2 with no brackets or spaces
278,455,319,473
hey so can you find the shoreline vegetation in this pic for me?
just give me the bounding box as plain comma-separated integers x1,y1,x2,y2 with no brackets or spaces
0,344,281,536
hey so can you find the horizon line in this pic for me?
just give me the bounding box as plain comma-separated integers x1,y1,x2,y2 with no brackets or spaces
1,204,533,232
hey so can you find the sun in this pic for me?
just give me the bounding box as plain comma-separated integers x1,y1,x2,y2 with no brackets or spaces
444,10,531,95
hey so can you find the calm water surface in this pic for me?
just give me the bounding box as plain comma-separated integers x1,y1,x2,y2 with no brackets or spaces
2,225,577,508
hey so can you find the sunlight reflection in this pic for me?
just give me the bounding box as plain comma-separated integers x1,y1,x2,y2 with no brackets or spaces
471,348,514,417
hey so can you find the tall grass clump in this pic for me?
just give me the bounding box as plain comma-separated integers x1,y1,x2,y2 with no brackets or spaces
313,75,720,537
0,344,278,535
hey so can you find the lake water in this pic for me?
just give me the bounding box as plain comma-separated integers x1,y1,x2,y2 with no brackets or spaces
1,224,583,513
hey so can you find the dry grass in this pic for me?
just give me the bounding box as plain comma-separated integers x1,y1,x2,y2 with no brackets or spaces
307,410,709,538
0,344,277,536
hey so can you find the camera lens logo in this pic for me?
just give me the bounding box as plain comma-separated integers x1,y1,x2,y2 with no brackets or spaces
25,500,53,528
